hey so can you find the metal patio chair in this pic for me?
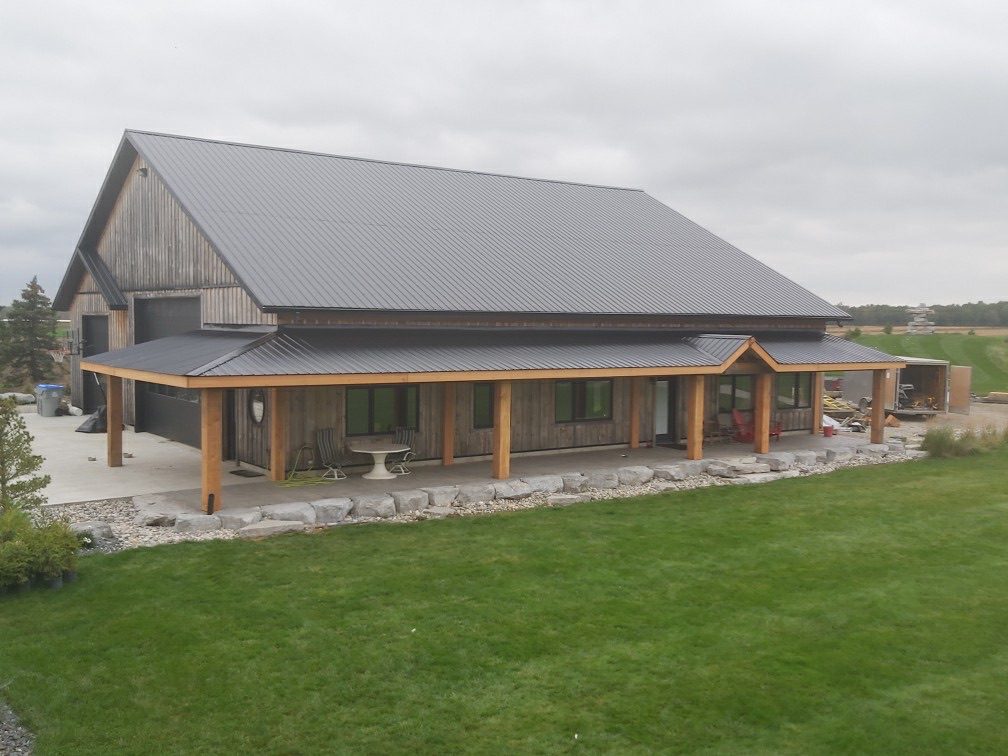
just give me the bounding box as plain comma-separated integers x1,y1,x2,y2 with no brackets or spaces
316,428,349,480
386,427,416,475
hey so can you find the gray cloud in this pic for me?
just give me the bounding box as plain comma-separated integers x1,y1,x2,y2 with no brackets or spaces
2,0,1006,306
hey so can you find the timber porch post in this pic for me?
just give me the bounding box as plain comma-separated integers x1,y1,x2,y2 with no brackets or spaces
753,373,773,454
268,387,287,482
201,388,223,513
871,369,886,444
442,382,455,466
628,377,641,449
685,375,704,461
106,375,123,467
491,380,512,479
810,371,824,435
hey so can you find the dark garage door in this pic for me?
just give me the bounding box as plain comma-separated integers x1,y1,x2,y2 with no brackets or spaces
134,297,202,447
81,314,109,413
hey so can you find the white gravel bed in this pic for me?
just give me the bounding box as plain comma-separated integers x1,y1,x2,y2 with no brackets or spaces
0,701,33,755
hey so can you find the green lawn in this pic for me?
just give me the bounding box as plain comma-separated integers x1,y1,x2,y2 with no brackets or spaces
856,332,1008,395
3,452,1008,754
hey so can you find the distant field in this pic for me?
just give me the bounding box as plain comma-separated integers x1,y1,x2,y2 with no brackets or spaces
855,333,1008,395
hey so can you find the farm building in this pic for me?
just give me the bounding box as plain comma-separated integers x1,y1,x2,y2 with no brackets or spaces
53,130,902,510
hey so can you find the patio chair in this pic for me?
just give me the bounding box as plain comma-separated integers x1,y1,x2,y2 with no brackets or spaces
386,427,416,475
316,428,349,480
730,409,781,444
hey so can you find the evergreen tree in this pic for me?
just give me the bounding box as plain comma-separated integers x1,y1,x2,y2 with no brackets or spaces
1,277,58,387
0,397,50,513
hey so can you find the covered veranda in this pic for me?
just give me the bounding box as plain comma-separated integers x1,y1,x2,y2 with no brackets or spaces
80,328,903,512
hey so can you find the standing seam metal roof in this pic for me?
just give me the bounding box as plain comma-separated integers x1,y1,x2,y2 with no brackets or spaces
121,130,851,320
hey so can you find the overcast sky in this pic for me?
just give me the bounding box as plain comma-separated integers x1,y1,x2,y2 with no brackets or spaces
2,0,1006,308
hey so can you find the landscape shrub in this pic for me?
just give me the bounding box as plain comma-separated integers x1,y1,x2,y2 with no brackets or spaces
0,540,32,590
0,512,78,590
922,425,1007,458
882,324,893,334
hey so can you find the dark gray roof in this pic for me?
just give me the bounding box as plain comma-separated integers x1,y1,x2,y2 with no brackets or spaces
757,333,898,365
77,248,127,310
81,327,899,378
112,130,850,320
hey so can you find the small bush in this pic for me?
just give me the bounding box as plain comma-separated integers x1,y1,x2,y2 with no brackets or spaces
844,327,863,340
0,515,79,590
0,540,32,590
968,329,976,336
882,324,893,335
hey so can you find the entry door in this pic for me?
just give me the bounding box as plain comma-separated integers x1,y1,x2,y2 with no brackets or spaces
81,315,109,413
654,379,678,444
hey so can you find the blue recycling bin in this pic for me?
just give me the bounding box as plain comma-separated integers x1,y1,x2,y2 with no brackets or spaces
35,384,64,417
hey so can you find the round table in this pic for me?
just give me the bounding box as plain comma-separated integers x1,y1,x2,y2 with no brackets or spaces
348,442,411,480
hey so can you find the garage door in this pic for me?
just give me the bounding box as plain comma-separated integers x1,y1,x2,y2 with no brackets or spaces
134,297,202,447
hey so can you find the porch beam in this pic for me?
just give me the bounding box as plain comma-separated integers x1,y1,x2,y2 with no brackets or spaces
491,380,512,479
685,375,704,461
201,388,223,513
106,375,123,467
441,382,455,466
871,369,886,444
268,387,287,482
628,378,641,449
810,371,824,435
753,373,773,454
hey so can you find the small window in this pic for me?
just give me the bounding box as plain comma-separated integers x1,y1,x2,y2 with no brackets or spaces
776,372,813,409
718,376,753,412
345,385,419,436
555,379,613,422
473,383,493,429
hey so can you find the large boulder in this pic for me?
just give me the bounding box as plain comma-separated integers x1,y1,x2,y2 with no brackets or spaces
547,493,583,507
651,464,686,481
617,466,654,486
792,451,820,467
858,444,889,456
704,463,737,479
262,501,317,525
676,460,707,477
825,449,854,463
0,391,35,405
456,483,495,505
421,485,459,507
174,513,221,533
729,462,773,475
351,494,396,519
754,452,796,471
493,480,534,500
391,489,429,514
70,521,115,549
312,498,354,524
583,470,619,490
217,508,263,530
133,510,177,527
238,520,306,539
561,472,588,493
521,475,564,494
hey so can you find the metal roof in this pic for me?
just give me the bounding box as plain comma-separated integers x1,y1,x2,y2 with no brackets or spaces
113,130,850,320
757,333,898,365
81,327,898,379
77,248,128,310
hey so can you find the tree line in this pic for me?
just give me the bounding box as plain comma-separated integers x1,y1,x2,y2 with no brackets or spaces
0,277,59,390
837,301,1008,327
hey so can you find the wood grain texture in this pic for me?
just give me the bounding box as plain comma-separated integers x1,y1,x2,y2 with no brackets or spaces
811,371,824,435
871,370,886,444
200,388,223,512
686,375,705,460
268,388,286,481
106,376,123,467
441,382,455,465
492,380,512,479
629,377,641,448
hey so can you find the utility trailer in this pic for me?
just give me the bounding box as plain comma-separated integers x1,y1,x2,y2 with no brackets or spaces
840,357,972,417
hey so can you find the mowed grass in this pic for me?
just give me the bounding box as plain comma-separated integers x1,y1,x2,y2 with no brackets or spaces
3,453,1008,754
857,332,1008,395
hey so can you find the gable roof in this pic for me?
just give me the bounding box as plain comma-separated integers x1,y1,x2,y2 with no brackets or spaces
57,129,850,320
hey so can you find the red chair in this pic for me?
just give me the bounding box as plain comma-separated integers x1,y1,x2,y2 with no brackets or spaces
731,409,781,443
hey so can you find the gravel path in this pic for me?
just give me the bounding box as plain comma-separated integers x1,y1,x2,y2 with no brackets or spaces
0,701,33,755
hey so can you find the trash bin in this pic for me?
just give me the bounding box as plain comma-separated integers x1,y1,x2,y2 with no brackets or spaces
35,384,64,417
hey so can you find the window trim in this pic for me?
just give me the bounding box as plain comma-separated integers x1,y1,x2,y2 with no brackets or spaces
345,384,420,436
472,382,494,430
554,379,614,423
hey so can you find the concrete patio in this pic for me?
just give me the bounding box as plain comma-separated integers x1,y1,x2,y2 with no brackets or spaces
28,412,886,511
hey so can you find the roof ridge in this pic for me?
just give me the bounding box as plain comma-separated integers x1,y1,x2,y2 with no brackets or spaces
124,129,645,193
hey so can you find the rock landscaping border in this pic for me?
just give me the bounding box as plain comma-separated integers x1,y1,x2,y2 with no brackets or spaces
0,699,33,755
46,443,927,553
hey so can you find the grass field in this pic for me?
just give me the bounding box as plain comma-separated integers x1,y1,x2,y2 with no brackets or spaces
856,332,1008,395
3,452,1008,754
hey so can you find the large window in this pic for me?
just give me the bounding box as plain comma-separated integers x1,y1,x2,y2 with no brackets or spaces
473,383,494,429
777,372,813,409
718,375,753,413
345,385,419,436
555,379,613,422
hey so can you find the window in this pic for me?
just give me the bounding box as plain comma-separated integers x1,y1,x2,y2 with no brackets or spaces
776,372,813,409
718,375,753,413
554,379,613,422
473,383,494,429
345,385,419,436
148,383,199,403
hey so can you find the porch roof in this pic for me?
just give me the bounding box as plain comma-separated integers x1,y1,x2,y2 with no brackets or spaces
79,327,903,387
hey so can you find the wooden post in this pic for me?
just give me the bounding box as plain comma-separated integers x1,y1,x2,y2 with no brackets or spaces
871,369,886,444
106,375,123,468
491,380,512,479
628,378,641,449
810,371,824,435
201,388,223,513
441,382,456,465
753,373,773,454
268,387,287,482
685,375,705,461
